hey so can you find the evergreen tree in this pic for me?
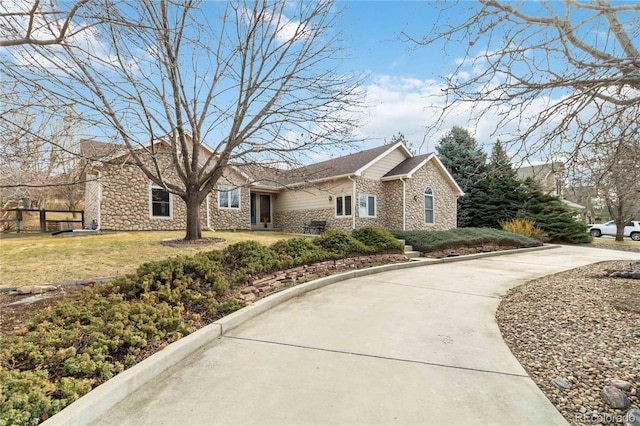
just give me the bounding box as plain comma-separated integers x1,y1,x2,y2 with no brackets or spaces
435,127,487,227
517,178,592,244
471,140,526,228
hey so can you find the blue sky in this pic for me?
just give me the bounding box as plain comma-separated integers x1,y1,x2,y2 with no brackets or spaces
330,1,487,153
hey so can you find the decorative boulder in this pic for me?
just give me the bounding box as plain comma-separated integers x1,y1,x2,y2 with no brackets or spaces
601,386,630,409
550,377,571,391
606,378,633,392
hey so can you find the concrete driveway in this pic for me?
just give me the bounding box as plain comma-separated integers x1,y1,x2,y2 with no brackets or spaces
94,246,638,426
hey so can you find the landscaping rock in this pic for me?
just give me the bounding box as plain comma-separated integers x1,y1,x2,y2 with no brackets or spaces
16,285,57,295
607,378,633,391
601,386,630,409
551,377,571,391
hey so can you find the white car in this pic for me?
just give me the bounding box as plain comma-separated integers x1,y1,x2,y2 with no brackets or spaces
588,220,640,241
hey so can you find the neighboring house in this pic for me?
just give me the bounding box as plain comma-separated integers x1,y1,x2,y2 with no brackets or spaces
516,161,565,196
82,140,464,233
517,161,587,219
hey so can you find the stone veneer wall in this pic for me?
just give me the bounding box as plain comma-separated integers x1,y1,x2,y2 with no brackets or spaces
274,208,340,234
353,178,391,229
99,161,249,231
404,162,458,231
208,187,251,231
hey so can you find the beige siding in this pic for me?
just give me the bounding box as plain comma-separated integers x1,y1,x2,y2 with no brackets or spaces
360,148,407,180
275,179,352,212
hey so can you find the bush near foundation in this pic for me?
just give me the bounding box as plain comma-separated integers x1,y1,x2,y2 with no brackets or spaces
352,227,404,252
393,228,541,253
0,227,404,425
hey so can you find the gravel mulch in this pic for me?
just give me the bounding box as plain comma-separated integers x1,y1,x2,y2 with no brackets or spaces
497,259,640,425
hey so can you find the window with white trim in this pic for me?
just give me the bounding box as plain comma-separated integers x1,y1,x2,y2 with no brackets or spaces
150,185,172,218
219,186,240,209
358,194,376,218
424,187,434,224
335,195,352,217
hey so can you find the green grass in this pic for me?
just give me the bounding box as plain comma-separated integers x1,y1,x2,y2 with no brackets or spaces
0,231,296,288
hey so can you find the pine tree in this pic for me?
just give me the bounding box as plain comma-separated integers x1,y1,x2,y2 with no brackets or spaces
435,127,487,227
471,140,526,228
517,178,592,243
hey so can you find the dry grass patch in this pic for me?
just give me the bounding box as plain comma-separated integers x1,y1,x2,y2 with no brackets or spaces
0,231,296,288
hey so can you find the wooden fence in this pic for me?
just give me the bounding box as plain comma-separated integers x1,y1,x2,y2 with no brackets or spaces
0,208,84,233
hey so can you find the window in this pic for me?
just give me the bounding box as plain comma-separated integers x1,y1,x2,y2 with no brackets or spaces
335,195,352,217
424,187,434,224
219,186,240,209
359,194,376,218
151,185,171,218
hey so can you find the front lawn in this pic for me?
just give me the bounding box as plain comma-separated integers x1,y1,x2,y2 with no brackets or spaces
0,231,295,289
0,228,403,424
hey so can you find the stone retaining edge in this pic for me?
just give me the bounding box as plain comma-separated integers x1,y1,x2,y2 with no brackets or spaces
43,244,559,426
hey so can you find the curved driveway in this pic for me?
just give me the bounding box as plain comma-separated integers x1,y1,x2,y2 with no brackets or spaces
95,246,638,426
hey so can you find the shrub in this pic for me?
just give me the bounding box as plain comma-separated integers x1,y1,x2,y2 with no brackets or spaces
393,228,540,253
313,230,371,257
499,218,549,242
351,227,403,252
270,237,329,267
222,241,281,286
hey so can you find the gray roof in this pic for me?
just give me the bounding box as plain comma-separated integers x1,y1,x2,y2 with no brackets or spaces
282,144,397,184
384,154,432,178
80,139,122,159
517,162,564,180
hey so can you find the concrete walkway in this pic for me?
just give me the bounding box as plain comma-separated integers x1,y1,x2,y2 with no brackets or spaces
93,246,638,426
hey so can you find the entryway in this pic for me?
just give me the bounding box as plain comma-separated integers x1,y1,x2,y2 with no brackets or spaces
250,193,273,229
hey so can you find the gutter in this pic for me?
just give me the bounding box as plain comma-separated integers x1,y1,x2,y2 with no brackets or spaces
400,177,406,231
348,175,356,230
205,194,215,232
95,170,102,231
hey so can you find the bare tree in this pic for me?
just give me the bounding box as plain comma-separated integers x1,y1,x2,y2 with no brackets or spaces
0,84,84,209
567,109,640,241
0,0,94,47
407,1,640,161
2,0,362,240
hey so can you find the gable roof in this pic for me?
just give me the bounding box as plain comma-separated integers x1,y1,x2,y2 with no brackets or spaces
80,139,123,160
282,142,411,185
517,162,564,180
382,153,465,196
81,139,462,194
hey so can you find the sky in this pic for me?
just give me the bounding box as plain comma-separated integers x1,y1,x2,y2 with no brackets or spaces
331,1,487,153
3,0,637,164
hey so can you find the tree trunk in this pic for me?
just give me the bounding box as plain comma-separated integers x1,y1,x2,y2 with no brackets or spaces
184,192,202,241
615,224,625,242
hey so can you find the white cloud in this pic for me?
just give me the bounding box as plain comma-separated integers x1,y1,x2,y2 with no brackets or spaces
352,73,571,160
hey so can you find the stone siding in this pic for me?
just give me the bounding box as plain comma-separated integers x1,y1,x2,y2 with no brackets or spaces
275,208,345,234
209,187,251,231
403,161,458,231
98,158,248,231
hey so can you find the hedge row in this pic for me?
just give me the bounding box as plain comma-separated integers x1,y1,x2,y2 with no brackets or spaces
0,228,402,425
393,228,541,253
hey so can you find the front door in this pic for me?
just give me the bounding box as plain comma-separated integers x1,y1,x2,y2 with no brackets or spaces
260,194,271,224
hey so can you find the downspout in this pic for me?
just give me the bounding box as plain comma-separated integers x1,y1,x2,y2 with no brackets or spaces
348,175,356,230
96,170,102,231
400,177,406,231
205,194,215,232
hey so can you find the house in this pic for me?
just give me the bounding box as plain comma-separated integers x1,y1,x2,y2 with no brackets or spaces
82,140,464,233
516,161,565,196
516,161,587,220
